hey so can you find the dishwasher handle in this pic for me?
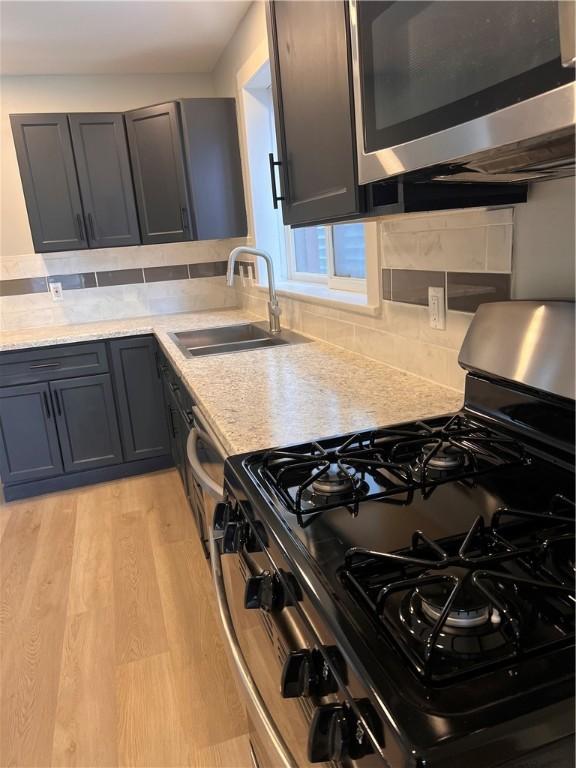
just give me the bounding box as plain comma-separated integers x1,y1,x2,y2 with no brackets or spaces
187,427,224,498
209,531,298,768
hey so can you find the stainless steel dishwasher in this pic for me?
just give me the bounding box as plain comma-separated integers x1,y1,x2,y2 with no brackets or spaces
186,406,226,556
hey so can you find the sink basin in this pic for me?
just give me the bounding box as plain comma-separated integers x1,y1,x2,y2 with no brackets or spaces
169,322,310,358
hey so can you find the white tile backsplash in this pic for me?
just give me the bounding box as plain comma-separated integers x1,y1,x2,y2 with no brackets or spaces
0,239,244,329
237,208,516,392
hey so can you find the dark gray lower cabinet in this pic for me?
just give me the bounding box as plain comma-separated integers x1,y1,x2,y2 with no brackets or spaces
0,382,63,483
110,337,169,461
0,338,173,500
51,374,123,472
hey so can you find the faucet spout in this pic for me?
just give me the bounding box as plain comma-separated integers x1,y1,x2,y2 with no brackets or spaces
226,247,282,335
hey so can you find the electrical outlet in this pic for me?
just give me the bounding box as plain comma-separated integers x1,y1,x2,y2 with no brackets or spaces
428,286,446,330
49,281,64,302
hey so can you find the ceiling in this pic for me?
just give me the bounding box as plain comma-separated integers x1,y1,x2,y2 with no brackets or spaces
0,0,252,75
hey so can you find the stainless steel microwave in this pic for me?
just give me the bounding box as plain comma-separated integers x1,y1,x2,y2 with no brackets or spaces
349,1,576,184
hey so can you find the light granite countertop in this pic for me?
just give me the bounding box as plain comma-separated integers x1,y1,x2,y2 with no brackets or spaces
0,309,463,455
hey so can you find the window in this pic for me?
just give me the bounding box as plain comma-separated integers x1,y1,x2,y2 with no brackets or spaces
288,223,366,292
241,61,373,301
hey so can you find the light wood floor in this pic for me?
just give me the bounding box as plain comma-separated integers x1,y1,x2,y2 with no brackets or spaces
0,470,251,768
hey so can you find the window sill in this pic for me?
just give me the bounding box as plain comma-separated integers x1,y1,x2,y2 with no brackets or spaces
253,280,380,317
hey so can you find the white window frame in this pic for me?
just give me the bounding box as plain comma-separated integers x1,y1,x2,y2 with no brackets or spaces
285,224,368,293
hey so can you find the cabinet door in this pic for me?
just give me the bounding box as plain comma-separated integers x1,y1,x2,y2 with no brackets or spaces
0,383,63,484
267,1,360,226
10,114,88,252
178,99,247,240
69,113,141,248
51,374,123,473
109,337,170,462
125,102,192,245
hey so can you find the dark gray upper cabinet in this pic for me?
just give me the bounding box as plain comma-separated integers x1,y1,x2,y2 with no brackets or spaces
0,382,63,484
178,99,247,240
68,113,141,249
51,374,123,472
125,102,191,245
110,337,169,462
10,114,88,252
266,1,360,226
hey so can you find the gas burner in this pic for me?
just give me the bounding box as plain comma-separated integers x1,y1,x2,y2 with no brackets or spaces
416,570,495,628
419,442,467,472
341,507,575,681
311,463,355,496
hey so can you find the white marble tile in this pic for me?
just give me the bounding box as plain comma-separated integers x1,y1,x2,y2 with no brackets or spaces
486,224,513,272
419,227,486,271
380,207,513,233
324,317,356,352
381,232,419,269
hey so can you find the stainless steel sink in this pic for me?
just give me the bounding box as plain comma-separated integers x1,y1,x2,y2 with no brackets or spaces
169,322,310,358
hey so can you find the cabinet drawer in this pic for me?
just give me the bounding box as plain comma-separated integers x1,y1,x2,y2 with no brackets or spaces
0,342,109,386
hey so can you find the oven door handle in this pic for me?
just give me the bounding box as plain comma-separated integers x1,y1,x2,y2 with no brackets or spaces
187,428,224,499
209,532,298,768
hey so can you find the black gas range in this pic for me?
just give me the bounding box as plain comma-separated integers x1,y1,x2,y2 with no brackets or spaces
212,301,575,768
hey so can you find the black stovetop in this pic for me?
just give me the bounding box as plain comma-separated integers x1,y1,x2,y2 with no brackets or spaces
225,406,575,760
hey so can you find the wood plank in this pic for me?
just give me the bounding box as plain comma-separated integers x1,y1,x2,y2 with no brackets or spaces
0,495,76,768
67,483,114,614
0,500,12,543
52,482,118,767
195,733,252,768
0,501,42,644
51,607,117,768
151,535,246,751
145,470,197,545
112,501,168,666
116,651,191,768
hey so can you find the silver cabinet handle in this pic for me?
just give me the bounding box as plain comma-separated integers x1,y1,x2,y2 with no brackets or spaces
186,427,224,498
209,532,298,768
559,1,576,67
29,362,61,369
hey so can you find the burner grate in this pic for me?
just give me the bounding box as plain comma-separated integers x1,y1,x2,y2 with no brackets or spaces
340,497,575,683
258,414,528,524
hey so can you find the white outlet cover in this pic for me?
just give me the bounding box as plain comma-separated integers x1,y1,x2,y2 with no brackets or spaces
428,286,446,330
49,281,64,301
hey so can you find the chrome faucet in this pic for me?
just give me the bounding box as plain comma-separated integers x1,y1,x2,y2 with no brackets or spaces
226,247,282,335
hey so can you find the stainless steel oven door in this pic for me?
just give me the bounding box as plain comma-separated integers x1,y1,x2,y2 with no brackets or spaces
349,0,576,184
210,530,337,768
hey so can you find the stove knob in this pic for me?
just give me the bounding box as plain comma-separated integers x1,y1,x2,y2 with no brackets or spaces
222,522,240,553
308,701,380,763
244,521,266,553
308,704,349,763
281,650,313,698
281,648,340,698
244,571,283,612
213,501,230,531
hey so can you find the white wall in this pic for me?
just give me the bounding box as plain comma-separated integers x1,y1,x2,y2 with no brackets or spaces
213,1,267,98
512,177,575,300
1,73,214,256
